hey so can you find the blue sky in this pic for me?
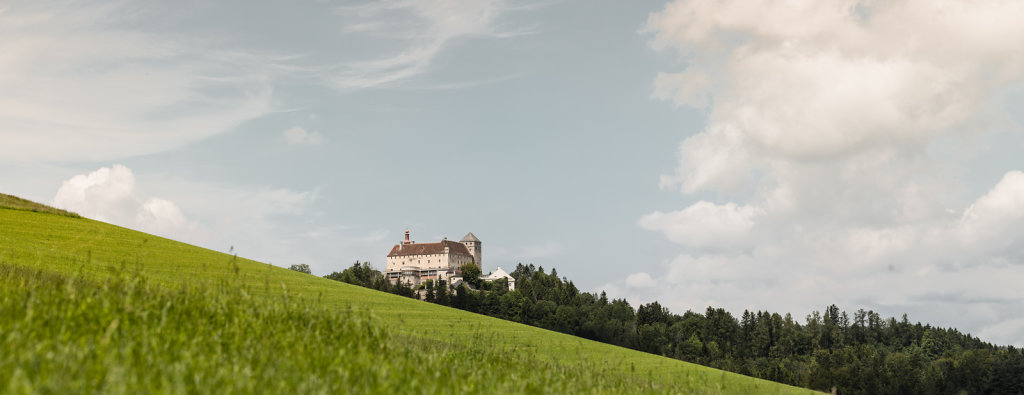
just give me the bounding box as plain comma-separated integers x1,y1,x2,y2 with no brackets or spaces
3,0,1024,347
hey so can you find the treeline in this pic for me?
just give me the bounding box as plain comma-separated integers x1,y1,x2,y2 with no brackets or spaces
325,262,1024,394
323,261,416,298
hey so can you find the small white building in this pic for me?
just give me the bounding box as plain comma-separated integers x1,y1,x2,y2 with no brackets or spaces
481,266,516,291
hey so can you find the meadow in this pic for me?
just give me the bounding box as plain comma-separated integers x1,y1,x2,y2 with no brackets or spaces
0,200,814,394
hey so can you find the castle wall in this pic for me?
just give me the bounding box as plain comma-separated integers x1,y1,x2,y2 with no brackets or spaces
386,253,473,272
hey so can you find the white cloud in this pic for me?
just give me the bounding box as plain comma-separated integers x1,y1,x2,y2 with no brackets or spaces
956,171,1024,257
960,171,1024,232
329,0,525,89
625,272,656,288
283,127,325,145
138,198,188,234
639,202,763,251
126,174,393,275
652,69,712,109
49,165,374,275
52,165,196,240
0,1,536,163
0,2,276,163
631,0,1024,346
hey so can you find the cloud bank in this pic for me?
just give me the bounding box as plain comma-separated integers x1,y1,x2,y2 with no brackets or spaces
632,0,1024,346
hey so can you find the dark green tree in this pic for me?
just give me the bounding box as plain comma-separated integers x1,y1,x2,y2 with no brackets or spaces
324,261,380,287
637,301,672,327
461,262,483,288
424,279,436,303
436,280,450,306
678,333,703,362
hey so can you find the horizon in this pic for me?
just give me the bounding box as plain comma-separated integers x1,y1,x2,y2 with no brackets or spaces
2,0,1023,347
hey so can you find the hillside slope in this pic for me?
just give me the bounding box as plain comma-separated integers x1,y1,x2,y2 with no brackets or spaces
0,202,814,393
0,193,78,217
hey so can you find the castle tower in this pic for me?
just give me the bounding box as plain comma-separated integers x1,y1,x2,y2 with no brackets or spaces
460,232,482,271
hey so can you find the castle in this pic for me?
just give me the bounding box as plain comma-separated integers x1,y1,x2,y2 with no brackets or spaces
385,230,481,287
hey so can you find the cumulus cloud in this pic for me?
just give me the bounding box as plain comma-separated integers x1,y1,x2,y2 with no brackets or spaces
630,0,1024,346
138,198,188,234
639,202,763,251
956,171,1024,257
49,165,364,275
625,272,657,288
52,165,195,239
283,127,325,145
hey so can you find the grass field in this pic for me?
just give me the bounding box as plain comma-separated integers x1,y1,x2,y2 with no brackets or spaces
0,202,816,394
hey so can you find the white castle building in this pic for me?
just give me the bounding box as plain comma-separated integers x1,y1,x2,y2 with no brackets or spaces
385,230,481,287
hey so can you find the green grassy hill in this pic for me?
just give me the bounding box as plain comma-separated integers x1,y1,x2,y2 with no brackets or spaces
0,193,79,217
0,199,815,394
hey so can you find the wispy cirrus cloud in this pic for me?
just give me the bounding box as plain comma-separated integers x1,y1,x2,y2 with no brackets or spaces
0,2,277,163
0,1,543,164
327,0,537,89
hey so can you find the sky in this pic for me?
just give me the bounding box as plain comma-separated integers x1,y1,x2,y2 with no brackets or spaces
2,0,1024,347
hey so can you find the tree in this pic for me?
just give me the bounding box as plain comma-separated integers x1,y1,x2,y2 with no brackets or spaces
461,262,482,288
391,279,415,298
638,322,670,355
637,301,672,327
436,280,450,306
424,279,436,303
490,277,509,295
324,261,380,287
678,333,703,362
453,283,475,310
288,263,311,274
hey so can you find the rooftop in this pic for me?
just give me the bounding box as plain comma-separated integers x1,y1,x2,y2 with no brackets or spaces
460,232,481,243
387,239,472,258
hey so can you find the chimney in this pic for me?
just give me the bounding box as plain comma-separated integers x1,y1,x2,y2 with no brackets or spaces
404,229,410,245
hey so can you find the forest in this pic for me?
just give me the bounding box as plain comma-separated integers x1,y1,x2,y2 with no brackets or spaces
322,262,1024,394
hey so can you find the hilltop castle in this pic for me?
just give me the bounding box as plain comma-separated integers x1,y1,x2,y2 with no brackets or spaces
385,230,481,287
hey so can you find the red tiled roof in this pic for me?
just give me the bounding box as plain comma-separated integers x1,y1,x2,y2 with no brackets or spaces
387,240,471,257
